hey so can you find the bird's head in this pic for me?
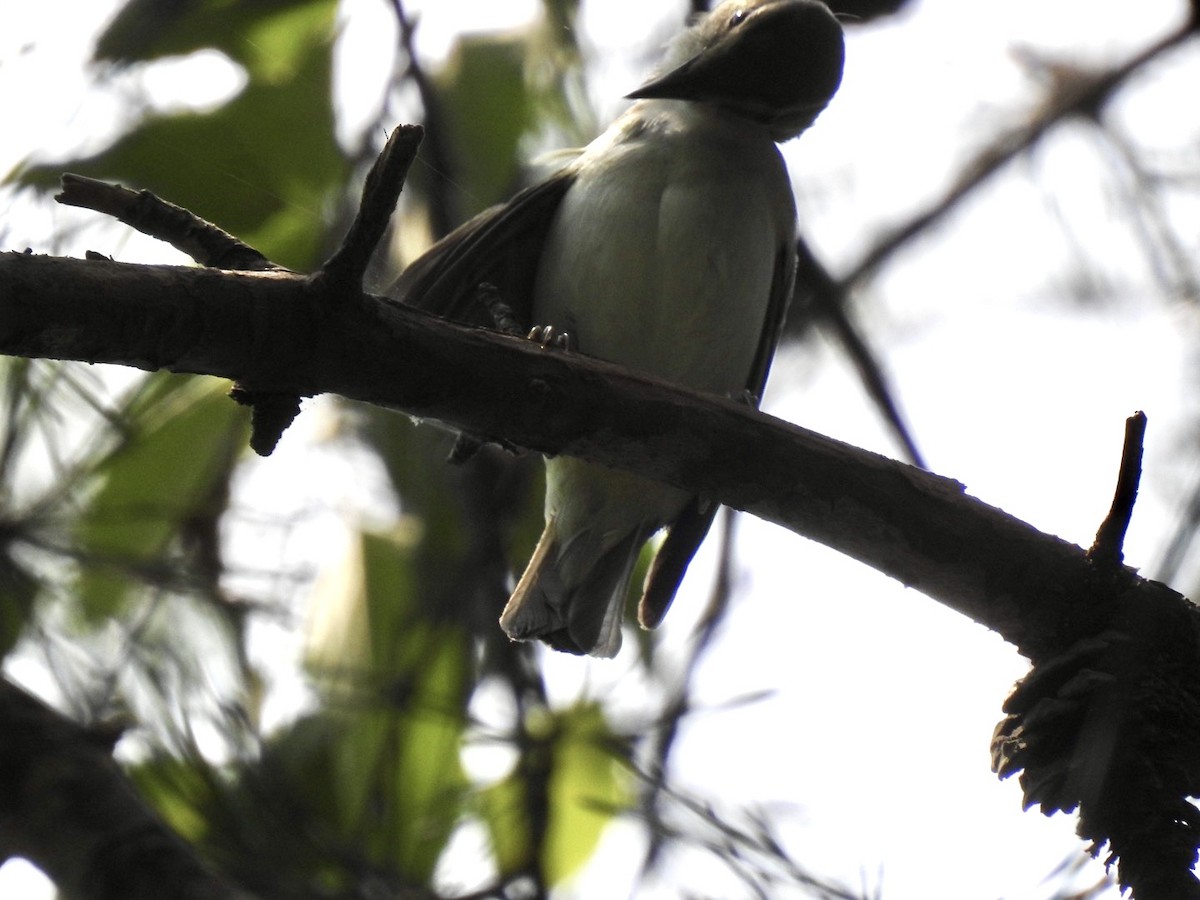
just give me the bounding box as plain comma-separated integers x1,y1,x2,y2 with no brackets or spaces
626,0,845,141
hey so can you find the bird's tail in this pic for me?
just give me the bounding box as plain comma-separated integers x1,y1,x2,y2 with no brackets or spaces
499,515,645,658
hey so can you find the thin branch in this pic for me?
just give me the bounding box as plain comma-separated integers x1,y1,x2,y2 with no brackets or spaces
641,507,740,875
55,175,278,272
211,125,422,454
627,778,869,900
54,174,300,455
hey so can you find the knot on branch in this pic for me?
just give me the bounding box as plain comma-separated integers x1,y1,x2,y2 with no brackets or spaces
991,586,1200,899
229,388,302,456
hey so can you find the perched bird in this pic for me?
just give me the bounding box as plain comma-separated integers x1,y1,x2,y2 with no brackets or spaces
393,0,844,657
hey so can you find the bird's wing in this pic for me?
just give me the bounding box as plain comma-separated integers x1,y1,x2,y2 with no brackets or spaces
745,238,798,402
389,167,577,328
638,239,796,629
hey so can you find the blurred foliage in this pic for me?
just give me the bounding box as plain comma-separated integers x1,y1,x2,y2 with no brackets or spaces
436,34,538,221
4,0,1167,896
479,700,629,885
11,0,345,271
74,375,248,620
0,1,643,897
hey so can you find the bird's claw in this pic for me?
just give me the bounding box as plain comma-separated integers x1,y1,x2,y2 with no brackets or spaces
527,325,574,351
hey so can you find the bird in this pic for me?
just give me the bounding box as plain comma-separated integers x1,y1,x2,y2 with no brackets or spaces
391,0,844,657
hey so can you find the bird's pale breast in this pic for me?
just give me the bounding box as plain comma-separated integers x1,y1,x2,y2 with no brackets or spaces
532,102,795,396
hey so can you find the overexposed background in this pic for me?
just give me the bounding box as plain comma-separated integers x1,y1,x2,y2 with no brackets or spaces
3,1,1199,897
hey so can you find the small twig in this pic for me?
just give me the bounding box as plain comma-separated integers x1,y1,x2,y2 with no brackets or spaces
238,126,422,453
244,126,424,454
1088,411,1148,567
56,127,423,457
257,125,421,451
318,124,424,291
55,174,278,272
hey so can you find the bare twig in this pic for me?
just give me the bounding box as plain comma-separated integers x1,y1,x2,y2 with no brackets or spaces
1088,411,1148,567
56,175,279,272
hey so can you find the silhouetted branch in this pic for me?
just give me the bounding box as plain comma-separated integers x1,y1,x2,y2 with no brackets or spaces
640,507,740,875
56,175,279,272
0,678,259,900
627,778,869,900
320,125,425,292
0,244,1190,654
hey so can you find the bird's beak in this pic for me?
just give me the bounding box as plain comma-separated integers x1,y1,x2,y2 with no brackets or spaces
626,0,843,137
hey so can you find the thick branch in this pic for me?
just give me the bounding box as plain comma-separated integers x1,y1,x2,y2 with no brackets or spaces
1,249,1189,663
0,678,257,900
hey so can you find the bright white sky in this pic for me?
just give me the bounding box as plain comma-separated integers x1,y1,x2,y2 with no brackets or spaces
3,0,1200,898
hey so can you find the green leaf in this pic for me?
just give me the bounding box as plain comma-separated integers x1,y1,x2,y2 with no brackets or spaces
128,751,217,845
478,771,534,877
0,553,38,658
543,701,629,884
478,701,630,884
307,527,473,883
95,0,337,80
14,0,346,271
438,32,537,217
75,375,248,619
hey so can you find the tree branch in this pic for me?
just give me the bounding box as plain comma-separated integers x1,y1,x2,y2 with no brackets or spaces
0,247,1191,661
0,678,259,900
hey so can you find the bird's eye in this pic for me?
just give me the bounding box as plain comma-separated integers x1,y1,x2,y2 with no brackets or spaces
729,8,748,27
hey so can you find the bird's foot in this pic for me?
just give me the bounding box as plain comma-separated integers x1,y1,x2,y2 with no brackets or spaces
475,282,524,336
527,325,575,351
